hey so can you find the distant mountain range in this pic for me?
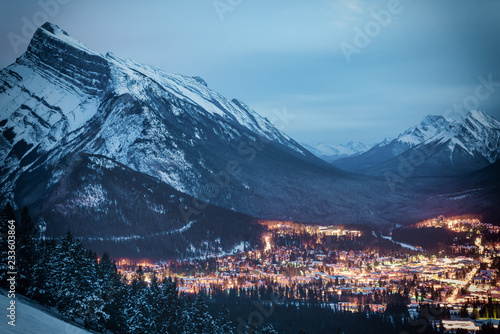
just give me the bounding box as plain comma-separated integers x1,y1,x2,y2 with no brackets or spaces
332,110,500,177
301,141,373,163
1,23,498,258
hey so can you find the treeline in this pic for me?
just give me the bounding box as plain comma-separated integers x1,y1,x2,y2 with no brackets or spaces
206,289,442,334
0,204,253,333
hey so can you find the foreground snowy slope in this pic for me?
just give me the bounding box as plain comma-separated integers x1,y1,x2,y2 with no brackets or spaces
0,293,90,334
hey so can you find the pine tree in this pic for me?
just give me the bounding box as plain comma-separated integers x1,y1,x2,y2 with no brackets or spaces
99,251,128,332
125,266,156,333
187,294,214,334
215,306,234,334
53,231,109,327
472,304,480,319
76,250,108,331
54,231,81,318
104,279,128,334
149,274,166,333
99,251,121,305
28,239,58,305
260,324,278,334
162,277,185,333
176,297,191,334
0,203,16,288
460,303,469,317
17,207,38,294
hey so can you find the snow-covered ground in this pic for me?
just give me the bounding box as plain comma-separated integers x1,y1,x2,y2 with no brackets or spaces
0,293,90,334
380,235,422,252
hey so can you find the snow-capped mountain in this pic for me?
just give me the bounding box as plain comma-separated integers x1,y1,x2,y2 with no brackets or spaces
0,23,307,202
332,110,500,176
302,141,372,163
0,23,393,243
1,23,498,257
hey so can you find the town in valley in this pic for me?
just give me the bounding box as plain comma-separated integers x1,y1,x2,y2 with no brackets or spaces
117,215,500,332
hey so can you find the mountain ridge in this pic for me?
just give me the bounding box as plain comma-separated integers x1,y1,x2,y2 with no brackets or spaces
332,110,500,177
302,141,373,163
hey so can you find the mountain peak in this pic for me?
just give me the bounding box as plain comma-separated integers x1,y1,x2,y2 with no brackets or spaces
20,22,110,94
192,76,208,87
421,114,446,126
396,114,449,146
39,22,67,36
465,110,500,129
27,22,99,57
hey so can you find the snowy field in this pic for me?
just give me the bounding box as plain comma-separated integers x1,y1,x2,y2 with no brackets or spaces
0,293,90,334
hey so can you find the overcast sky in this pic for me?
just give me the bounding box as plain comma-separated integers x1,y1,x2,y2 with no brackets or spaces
1,0,499,146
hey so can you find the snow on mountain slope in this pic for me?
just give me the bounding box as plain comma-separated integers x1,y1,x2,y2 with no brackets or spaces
1,21,420,232
302,141,372,162
0,293,90,334
332,110,500,176
397,115,449,146
442,110,500,164
0,22,309,203
106,53,300,149
0,23,110,203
